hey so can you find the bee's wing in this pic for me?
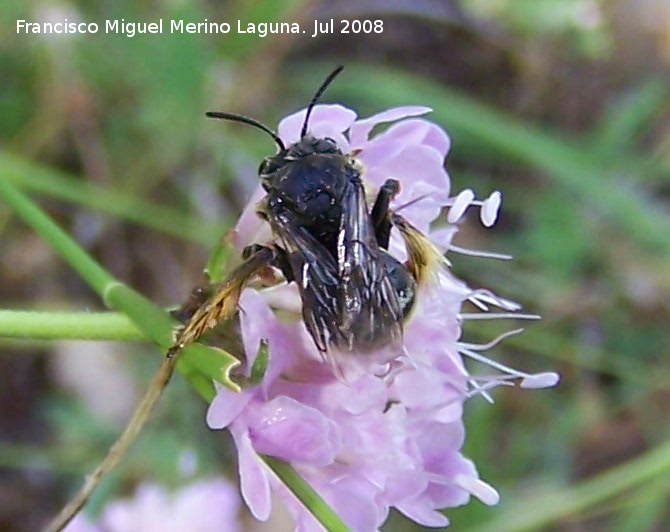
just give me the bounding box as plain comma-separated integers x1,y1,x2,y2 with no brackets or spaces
334,175,404,353
269,206,341,353
269,177,404,356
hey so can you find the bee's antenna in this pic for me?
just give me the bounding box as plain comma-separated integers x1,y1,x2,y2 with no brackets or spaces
206,111,286,151
301,65,345,138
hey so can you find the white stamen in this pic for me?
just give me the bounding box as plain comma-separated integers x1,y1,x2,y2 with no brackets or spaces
458,346,534,381
460,312,541,321
448,244,513,261
480,191,502,227
469,297,490,311
459,328,524,351
447,189,475,223
465,378,497,403
468,289,522,311
466,377,516,399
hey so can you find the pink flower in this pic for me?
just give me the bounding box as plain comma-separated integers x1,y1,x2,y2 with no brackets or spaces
65,477,241,532
208,104,558,531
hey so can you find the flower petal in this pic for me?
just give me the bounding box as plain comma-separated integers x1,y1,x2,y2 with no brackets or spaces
298,470,384,532
349,106,432,147
206,386,253,429
232,426,272,521
231,184,270,251
278,104,357,148
238,289,296,383
363,117,451,159
249,396,341,465
396,499,451,528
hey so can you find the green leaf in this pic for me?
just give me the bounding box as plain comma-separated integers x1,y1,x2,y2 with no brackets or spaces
181,344,241,393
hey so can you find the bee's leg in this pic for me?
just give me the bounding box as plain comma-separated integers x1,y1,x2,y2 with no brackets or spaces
370,178,400,249
390,213,448,287
171,277,212,324
170,246,277,354
170,247,282,326
174,244,293,335
242,243,295,282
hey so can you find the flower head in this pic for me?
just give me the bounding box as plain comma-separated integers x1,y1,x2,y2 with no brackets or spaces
210,104,558,531
65,477,241,532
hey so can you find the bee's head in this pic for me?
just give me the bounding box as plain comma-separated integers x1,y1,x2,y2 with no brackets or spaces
257,133,341,177
206,66,345,178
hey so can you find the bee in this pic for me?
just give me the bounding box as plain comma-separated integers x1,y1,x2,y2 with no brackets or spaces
170,66,444,371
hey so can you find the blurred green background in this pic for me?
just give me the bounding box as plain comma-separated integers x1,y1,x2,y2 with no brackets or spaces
1,0,670,530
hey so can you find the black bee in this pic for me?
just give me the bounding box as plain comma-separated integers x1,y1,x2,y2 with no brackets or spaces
170,66,441,369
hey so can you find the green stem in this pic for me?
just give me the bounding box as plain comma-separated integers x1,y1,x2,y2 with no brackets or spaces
0,173,115,294
262,456,352,532
0,310,143,341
